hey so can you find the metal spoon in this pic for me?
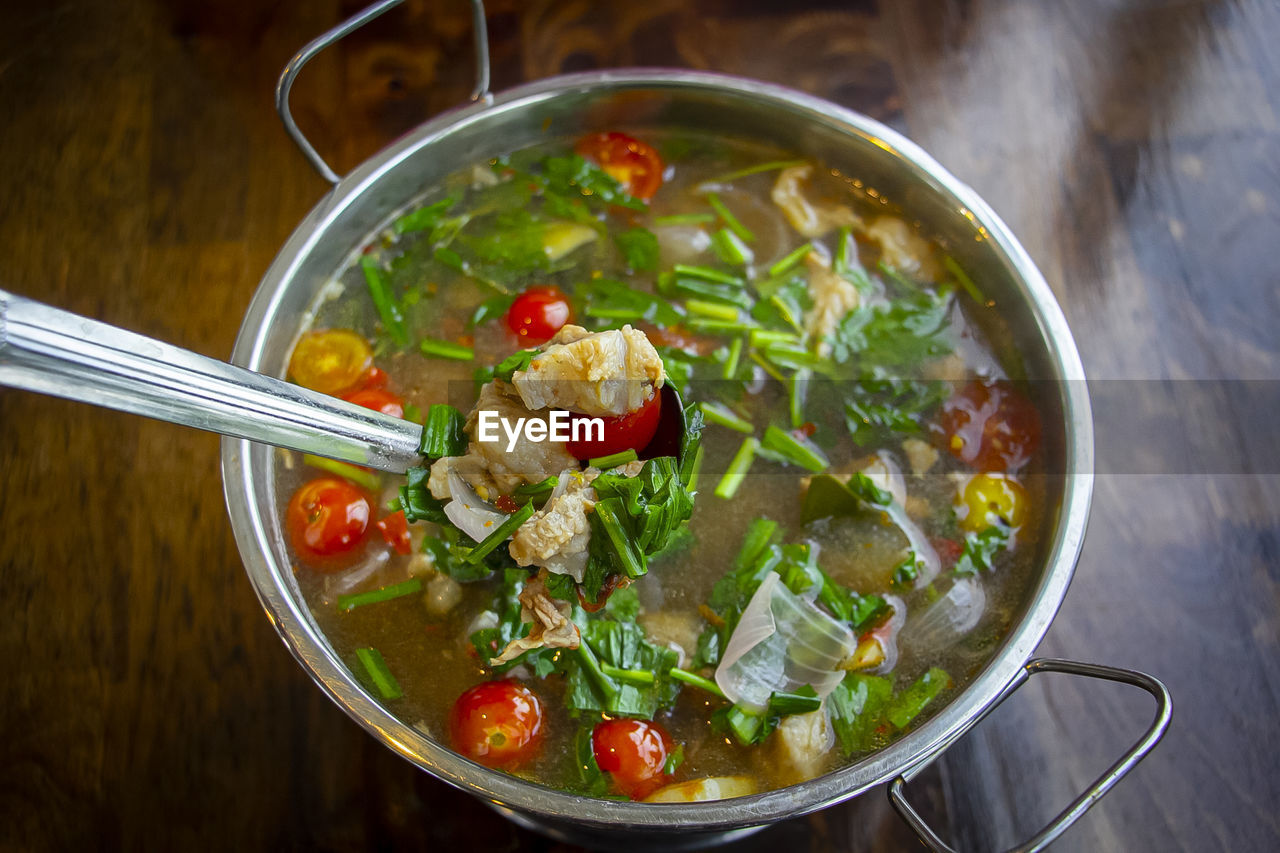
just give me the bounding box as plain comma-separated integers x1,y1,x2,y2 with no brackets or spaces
0,288,424,473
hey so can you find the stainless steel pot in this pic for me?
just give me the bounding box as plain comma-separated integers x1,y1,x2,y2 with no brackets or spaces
221,2,1170,850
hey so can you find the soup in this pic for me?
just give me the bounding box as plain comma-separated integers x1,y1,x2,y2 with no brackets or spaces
277,130,1044,800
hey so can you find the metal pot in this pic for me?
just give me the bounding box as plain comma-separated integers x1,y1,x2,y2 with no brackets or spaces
221,2,1170,849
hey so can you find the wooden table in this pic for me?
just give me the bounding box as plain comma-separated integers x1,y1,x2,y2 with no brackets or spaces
2,0,1276,849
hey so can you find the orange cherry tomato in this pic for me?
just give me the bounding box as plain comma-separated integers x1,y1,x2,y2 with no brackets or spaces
575,132,664,200
375,509,412,555
564,389,662,461
936,380,1041,472
591,718,677,799
285,477,372,564
505,286,573,344
449,680,545,769
345,387,405,419
288,329,373,396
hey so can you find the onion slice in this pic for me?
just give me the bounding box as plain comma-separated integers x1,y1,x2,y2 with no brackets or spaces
444,464,510,543
715,573,855,711
902,577,986,657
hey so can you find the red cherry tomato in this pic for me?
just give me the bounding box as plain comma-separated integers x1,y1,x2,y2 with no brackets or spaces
575,132,664,200
375,509,412,555
591,718,676,799
936,380,1041,472
564,389,662,461
357,365,390,389
285,477,372,563
345,387,405,419
505,286,573,345
449,680,544,769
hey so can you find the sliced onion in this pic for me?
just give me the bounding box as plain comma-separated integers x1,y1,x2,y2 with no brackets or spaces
902,577,986,657
655,225,712,265
869,594,906,675
444,464,509,543
715,573,855,711
860,454,940,586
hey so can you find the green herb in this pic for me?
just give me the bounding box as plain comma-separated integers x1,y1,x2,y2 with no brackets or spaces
768,244,813,277
878,261,921,293
566,611,682,719
398,467,448,524
392,195,457,235
338,578,424,612
422,529,498,582
944,255,987,304
468,293,515,329
953,526,1010,577
572,724,611,797
685,299,741,322
653,213,715,226
714,436,759,499
582,278,683,327
700,401,753,434
706,193,754,242
706,159,806,184
614,226,660,271
419,404,467,459
672,264,745,286
759,425,829,472
355,647,403,700
721,336,744,379
663,743,686,775
590,448,639,469
886,667,951,729
892,554,923,588
461,502,535,565
847,471,893,507
542,154,647,212
833,226,857,278
491,348,538,382
512,475,558,506
360,257,409,348
418,337,474,361
300,454,383,493
669,667,726,699
828,672,893,756
843,378,948,446
711,228,753,266
828,289,954,369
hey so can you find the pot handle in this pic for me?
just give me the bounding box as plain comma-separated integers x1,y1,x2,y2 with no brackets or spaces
275,0,492,184
888,658,1171,852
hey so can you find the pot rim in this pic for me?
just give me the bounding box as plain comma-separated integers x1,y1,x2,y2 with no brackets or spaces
222,68,1094,830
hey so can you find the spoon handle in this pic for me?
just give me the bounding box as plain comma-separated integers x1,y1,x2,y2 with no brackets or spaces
0,289,424,474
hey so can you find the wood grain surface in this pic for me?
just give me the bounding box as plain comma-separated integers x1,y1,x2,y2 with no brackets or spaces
1,0,1276,850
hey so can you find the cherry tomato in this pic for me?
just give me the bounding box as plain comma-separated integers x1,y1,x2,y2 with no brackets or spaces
591,718,677,799
957,472,1028,533
345,387,405,419
357,365,390,389
288,329,373,396
375,509,412,555
505,286,573,344
285,477,372,563
564,388,662,461
449,680,544,769
936,380,1041,472
575,132,664,199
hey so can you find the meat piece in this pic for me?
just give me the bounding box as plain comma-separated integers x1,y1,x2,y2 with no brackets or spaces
772,705,836,786
901,437,939,478
428,381,577,501
865,215,942,282
490,572,581,665
509,470,597,583
803,252,861,356
512,324,665,417
771,164,861,238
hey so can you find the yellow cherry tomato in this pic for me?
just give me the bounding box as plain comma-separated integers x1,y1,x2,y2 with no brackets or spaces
957,473,1028,533
288,329,373,396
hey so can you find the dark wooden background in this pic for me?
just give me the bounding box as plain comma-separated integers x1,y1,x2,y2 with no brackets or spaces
2,0,1277,850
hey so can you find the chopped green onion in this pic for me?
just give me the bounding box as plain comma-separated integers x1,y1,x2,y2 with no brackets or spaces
419,403,466,459
721,336,744,379
683,443,704,493
671,278,753,309
715,437,759,499
670,667,726,699
512,475,558,505
706,159,806,184
789,368,812,428
833,226,856,277
700,401,753,434
767,685,822,716
593,499,645,578
706,193,755,243
711,228,753,266
944,255,987,304
585,305,647,321
673,264,746,287
461,501,535,564
768,243,813,277
878,261,920,293
338,578,424,612
601,664,656,686
749,328,801,348
360,257,409,348
432,245,465,272
686,318,758,334
355,647,403,700
418,337,474,361
653,213,716,226
301,454,383,493
589,448,639,469
575,638,620,699
761,425,829,472
392,196,456,235
685,299,741,322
